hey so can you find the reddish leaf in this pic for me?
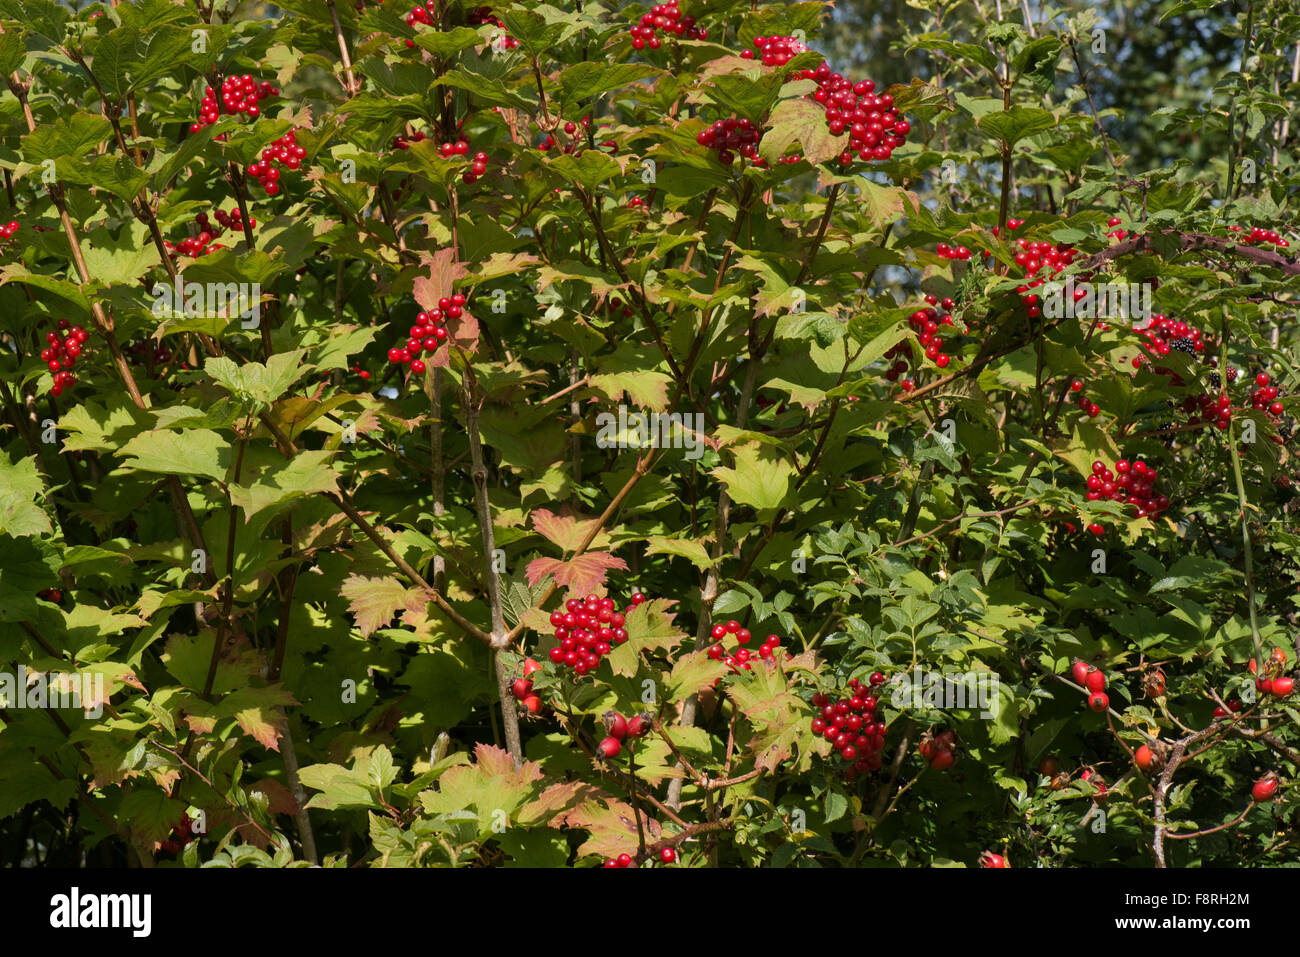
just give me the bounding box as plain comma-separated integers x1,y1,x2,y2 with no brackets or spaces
531,507,608,553
525,551,628,596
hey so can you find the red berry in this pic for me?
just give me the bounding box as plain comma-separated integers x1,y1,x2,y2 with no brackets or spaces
1135,744,1154,772
1084,670,1106,693
1087,691,1109,712
596,736,622,759
605,711,629,740
1251,774,1278,802
928,748,955,771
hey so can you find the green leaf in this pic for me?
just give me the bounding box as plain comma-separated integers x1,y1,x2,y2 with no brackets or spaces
759,96,846,166
977,107,1057,148
116,429,231,481
21,113,111,163
0,0,67,46
411,25,484,58
547,150,621,191
664,649,730,702
0,30,26,75
911,39,999,75
558,62,660,104
712,443,795,512
606,598,687,677
644,536,716,570
205,350,310,406
0,453,52,538
228,450,340,522
707,72,785,121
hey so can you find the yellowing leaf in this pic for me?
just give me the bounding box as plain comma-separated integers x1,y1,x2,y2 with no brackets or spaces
530,507,609,552
589,371,672,411
606,597,687,678
340,575,432,638
712,442,795,512
644,536,716,570
561,794,662,860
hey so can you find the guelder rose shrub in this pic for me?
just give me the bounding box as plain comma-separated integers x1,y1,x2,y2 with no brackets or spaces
0,0,1296,869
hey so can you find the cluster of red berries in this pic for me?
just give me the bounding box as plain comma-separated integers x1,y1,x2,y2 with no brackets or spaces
392,130,427,150
436,139,492,184
602,295,635,319
936,241,972,260
247,130,304,196
159,814,198,855
705,620,784,676
695,116,763,168
1249,372,1286,420
1065,378,1102,419
126,338,173,370
164,207,254,260
1083,458,1169,534
594,710,651,759
387,295,461,374
1070,660,1111,711
37,588,62,603
349,362,371,381
602,843,675,867
468,6,518,48
1250,647,1295,698
740,38,908,166
510,658,544,714
918,728,956,770
38,320,90,397
810,673,888,773
1105,215,1127,241
540,116,613,155
191,76,278,134
629,1,706,49
1212,699,1243,719
545,592,644,677
1229,224,1289,247
883,342,915,392
1010,241,1082,318
0,220,18,248
1135,313,1208,367
740,33,809,66
403,1,437,45
794,59,909,165
902,293,959,371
